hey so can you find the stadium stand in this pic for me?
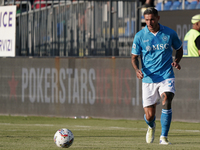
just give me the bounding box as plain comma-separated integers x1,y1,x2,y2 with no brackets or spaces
163,1,173,10
170,0,182,10
196,1,200,8
156,2,162,10
124,20,135,37
155,0,198,11
175,0,190,10
184,0,191,8
186,0,198,9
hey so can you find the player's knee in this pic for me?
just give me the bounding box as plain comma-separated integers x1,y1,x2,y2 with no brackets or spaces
145,113,155,121
146,115,155,122
162,92,174,110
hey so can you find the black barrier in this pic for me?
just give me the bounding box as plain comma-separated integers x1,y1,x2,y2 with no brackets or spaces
0,57,200,122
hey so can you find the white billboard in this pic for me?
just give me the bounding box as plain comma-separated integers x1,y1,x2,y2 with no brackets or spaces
0,6,16,57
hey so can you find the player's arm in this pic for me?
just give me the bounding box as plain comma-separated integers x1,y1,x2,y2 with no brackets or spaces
194,35,200,56
131,54,143,79
171,46,183,70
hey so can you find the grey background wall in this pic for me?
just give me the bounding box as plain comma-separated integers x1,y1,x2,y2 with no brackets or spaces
159,10,198,43
0,57,200,122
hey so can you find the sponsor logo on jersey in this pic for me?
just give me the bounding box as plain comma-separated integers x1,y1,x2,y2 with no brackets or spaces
146,43,169,51
143,39,149,43
146,46,152,51
162,36,168,41
132,43,136,49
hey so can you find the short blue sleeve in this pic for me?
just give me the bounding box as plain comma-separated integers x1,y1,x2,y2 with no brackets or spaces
131,34,141,55
172,31,182,50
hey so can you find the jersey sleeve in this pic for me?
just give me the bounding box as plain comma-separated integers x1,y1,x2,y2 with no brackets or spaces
172,31,182,50
131,34,141,55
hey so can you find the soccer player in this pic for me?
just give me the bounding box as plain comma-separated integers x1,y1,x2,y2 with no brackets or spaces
131,8,183,145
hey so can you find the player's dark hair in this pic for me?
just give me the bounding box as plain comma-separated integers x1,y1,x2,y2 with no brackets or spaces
143,7,158,16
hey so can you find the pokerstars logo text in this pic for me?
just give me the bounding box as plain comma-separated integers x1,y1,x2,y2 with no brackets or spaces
21,67,136,106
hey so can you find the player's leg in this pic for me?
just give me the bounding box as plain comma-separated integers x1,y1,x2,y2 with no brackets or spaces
158,78,175,145
159,92,174,145
142,82,159,143
144,105,156,143
144,104,156,128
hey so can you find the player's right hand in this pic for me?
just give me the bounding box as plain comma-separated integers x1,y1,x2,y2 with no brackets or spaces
136,70,143,79
171,61,181,70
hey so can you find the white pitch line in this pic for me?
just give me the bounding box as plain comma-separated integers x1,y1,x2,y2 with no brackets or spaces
0,123,199,133
0,123,54,126
74,125,91,128
172,129,200,133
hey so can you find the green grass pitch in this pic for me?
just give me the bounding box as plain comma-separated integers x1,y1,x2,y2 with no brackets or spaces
0,115,199,150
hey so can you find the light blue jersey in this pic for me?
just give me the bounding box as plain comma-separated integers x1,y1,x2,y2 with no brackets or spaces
131,24,182,83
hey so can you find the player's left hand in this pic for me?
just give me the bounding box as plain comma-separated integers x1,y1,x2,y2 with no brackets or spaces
171,62,181,70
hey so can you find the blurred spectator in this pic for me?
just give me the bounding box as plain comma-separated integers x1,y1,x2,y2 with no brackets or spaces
15,0,31,13
140,0,155,7
16,0,21,14
34,0,46,9
183,14,200,57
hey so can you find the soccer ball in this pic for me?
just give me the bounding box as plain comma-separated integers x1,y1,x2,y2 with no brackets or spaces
54,128,74,148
